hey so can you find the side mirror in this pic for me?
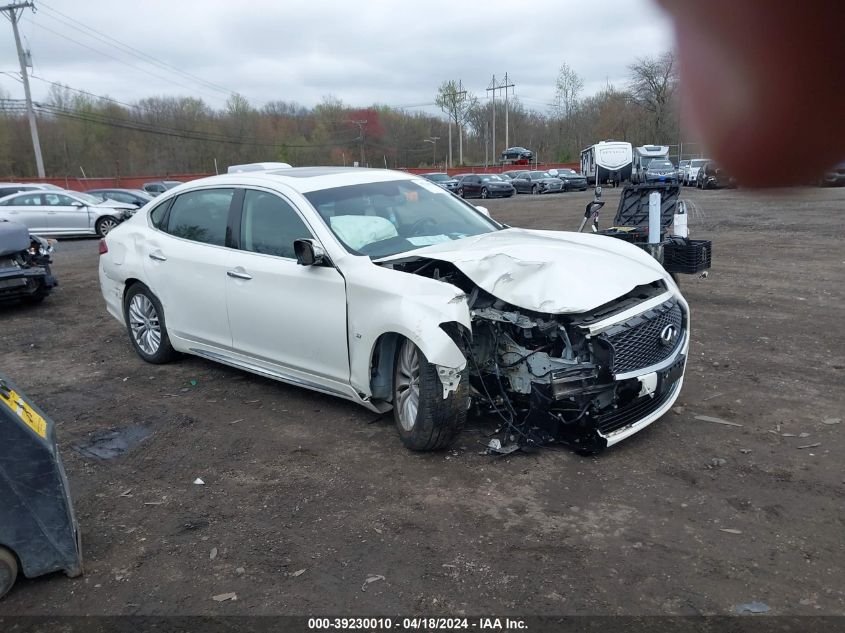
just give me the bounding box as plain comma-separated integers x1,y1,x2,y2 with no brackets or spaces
474,205,490,217
294,239,326,266
71,201,84,207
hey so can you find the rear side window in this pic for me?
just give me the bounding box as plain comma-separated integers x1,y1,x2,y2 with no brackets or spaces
165,188,234,246
239,190,312,259
149,199,171,228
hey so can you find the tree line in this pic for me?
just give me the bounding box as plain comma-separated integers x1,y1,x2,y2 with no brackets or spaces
0,53,684,178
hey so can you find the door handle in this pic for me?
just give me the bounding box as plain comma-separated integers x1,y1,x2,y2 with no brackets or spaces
148,252,167,262
226,269,252,280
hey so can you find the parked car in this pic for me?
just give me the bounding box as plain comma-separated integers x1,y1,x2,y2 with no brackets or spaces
0,219,57,304
142,180,183,196
99,167,689,454
420,172,459,193
683,158,709,185
509,170,565,194
696,161,735,189
0,183,63,198
87,188,154,209
819,161,845,186
552,168,588,191
0,190,135,237
500,146,534,163
643,160,681,184
455,174,515,199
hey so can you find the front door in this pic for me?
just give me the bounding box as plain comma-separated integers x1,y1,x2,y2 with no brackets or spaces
43,193,92,234
225,189,349,385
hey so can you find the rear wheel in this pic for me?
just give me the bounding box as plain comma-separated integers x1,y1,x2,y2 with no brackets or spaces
0,546,18,600
95,215,119,237
392,338,467,451
123,283,177,364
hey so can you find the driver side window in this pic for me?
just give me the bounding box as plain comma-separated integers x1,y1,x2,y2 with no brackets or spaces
239,190,313,259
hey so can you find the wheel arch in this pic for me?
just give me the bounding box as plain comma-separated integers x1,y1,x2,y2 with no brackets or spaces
367,320,469,405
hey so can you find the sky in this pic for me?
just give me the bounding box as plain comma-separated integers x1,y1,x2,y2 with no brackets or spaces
1,0,674,116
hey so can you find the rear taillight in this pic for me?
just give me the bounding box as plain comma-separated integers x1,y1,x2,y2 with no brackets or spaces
98,239,108,255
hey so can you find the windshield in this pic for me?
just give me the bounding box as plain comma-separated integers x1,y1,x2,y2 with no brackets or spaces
304,178,499,259
530,171,551,178
559,169,578,176
691,159,708,167
424,173,449,182
73,192,104,205
648,161,674,170
481,175,504,182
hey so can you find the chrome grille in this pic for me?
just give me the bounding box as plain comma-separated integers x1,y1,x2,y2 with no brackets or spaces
600,300,684,374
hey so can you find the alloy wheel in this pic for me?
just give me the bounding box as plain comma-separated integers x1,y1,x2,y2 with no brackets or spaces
98,217,118,235
395,342,420,432
128,293,162,355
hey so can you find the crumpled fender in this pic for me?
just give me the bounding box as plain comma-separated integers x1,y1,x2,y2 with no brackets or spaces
340,255,471,399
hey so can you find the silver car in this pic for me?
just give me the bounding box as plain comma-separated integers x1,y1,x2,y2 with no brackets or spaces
0,190,134,237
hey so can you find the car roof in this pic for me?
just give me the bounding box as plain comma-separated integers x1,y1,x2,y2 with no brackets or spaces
174,167,420,195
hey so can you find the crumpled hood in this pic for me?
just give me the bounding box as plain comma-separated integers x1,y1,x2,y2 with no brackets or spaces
379,228,668,314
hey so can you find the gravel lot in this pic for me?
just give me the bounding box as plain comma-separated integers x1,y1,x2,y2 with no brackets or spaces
1,185,843,616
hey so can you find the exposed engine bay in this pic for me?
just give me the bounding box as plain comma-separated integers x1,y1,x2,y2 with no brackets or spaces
0,220,57,304
386,257,688,453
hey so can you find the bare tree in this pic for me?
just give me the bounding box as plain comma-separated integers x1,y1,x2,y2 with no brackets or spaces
628,51,678,139
553,62,583,120
435,79,477,166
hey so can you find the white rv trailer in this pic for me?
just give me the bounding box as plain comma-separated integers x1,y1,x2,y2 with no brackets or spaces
631,145,670,183
580,141,633,185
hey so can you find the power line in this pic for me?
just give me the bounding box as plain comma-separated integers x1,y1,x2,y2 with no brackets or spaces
37,1,235,97
27,18,230,105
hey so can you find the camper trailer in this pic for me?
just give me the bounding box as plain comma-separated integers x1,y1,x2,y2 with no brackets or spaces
580,141,633,185
631,145,670,183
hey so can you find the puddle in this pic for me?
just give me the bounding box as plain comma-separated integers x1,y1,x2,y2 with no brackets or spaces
72,425,153,460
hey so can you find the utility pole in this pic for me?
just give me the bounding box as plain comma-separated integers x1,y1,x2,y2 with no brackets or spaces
2,1,44,177
487,75,496,166
423,136,439,167
455,80,467,167
486,74,515,166
352,119,367,166
500,72,515,149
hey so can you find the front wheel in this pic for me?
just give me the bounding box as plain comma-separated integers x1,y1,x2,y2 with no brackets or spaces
123,283,177,364
95,215,120,237
531,185,539,195
480,188,489,199
392,338,467,451
457,187,465,198
0,546,18,600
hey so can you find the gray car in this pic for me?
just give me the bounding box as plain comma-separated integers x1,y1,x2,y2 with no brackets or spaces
0,190,134,237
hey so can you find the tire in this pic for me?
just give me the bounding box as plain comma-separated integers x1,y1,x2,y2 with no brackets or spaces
0,546,18,600
95,215,120,237
480,188,489,199
457,187,465,198
531,185,539,195
123,283,177,364
392,338,467,451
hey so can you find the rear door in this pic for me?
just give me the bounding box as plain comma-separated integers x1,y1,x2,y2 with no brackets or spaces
142,188,236,350
225,188,349,385
0,193,49,233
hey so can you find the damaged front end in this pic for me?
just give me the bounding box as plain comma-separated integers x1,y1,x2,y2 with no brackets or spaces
389,257,688,453
0,221,57,304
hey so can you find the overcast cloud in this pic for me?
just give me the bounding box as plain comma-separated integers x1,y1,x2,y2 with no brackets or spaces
1,0,674,115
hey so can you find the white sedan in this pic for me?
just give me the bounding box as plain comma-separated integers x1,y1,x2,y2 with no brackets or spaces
99,167,689,453
0,190,136,237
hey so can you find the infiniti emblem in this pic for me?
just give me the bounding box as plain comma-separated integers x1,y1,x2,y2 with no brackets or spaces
659,324,679,347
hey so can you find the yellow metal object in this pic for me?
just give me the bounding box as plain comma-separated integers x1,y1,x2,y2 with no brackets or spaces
0,387,47,439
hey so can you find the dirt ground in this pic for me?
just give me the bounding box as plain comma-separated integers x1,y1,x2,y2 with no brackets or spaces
0,184,843,617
